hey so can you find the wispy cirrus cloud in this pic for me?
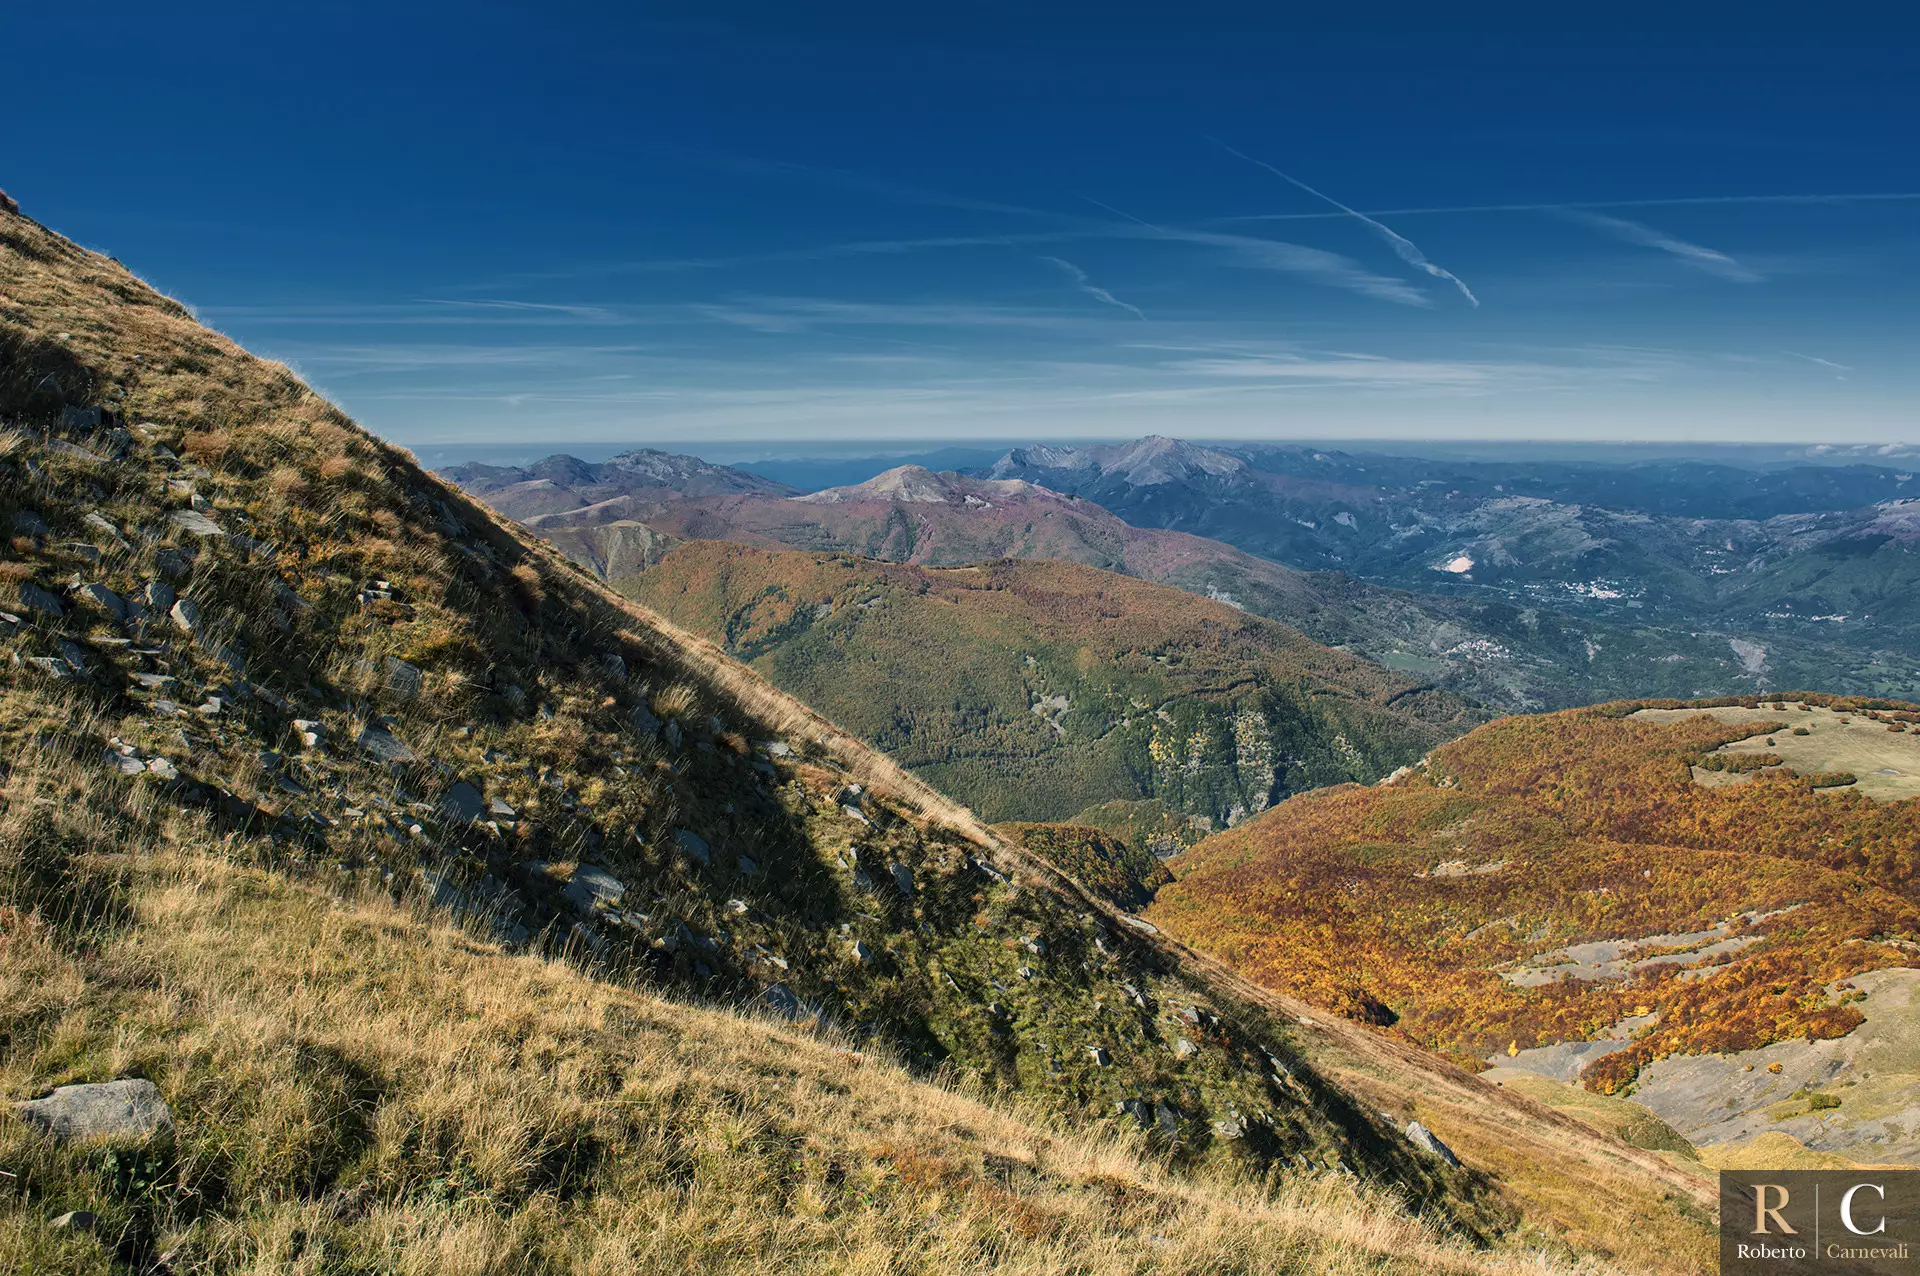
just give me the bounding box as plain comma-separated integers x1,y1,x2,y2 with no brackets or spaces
1169,355,1502,385
199,301,639,326
1208,138,1480,306
1218,190,1920,223
1039,256,1147,320
695,296,1103,334
1782,350,1852,377
1157,228,1435,306
1559,210,1764,282
688,161,1450,307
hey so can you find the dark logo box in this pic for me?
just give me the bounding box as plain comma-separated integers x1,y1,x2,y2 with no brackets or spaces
1721,1170,1920,1274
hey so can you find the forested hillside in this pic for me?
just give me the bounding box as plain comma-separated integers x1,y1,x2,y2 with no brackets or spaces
1151,694,1920,1163
621,541,1482,825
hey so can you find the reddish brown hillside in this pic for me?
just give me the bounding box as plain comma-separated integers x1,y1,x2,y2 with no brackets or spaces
1150,695,1920,1096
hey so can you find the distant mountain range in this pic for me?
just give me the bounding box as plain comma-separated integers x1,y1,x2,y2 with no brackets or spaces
982,437,1920,676
444,446,1918,712
443,448,794,523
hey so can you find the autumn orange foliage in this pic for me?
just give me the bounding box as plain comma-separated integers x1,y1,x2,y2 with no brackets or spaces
1149,695,1920,1095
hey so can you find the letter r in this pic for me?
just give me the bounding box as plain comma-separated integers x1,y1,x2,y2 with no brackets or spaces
1754,1184,1796,1235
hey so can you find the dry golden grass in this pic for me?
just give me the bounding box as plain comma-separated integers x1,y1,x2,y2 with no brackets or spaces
0,723,1610,1275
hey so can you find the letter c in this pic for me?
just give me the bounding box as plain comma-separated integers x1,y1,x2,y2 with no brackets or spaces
1842,1183,1886,1236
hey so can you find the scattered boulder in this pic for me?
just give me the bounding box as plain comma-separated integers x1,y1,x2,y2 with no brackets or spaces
168,598,201,634
1405,1120,1461,1167
60,404,103,432
76,583,130,622
758,983,805,1020
50,1210,98,1232
438,780,485,823
154,548,190,579
382,657,423,700
488,796,516,819
565,865,626,912
356,726,417,764
11,510,50,537
168,508,224,538
146,757,179,780
1088,1046,1111,1067
631,702,662,737
737,854,760,876
889,862,915,896
18,581,64,618
674,828,711,866
82,511,129,547
144,580,176,613
292,718,326,750
15,1079,173,1144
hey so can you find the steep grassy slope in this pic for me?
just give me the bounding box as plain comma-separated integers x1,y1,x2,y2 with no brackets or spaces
620,541,1483,825
0,201,1719,1268
2,740,1573,1276
1150,694,1920,1164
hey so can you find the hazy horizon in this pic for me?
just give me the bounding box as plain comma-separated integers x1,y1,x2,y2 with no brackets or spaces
409,434,1920,478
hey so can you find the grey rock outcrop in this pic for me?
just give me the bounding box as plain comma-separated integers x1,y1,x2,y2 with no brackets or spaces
438,780,485,823
169,508,224,537
1405,1120,1460,1167
383,657,423,700
565,865,626,912
18,581,64,618
356,726,417,764
674,828,711,866
77,583,130,621
15,1079,173,1144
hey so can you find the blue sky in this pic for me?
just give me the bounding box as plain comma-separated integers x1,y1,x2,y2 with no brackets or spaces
5,2,1917,449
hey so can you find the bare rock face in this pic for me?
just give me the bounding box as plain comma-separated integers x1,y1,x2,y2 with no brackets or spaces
1405,1119,1460,1167
15,1079,173,1144
438,780,486,823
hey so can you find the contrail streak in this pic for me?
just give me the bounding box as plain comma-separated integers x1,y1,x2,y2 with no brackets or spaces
1208,138,1480,307
1560,210,1763,282
1040,256,1147,320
